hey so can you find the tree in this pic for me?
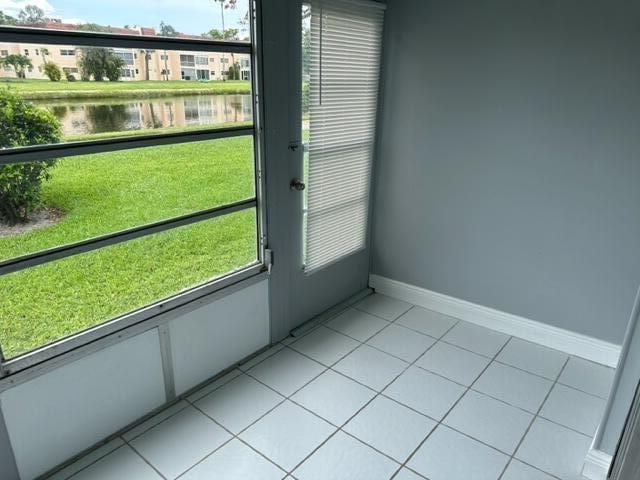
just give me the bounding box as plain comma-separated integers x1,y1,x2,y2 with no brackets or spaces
0,10,17,25
212,0,238,80
78,48,125,82
77,23,112,33
139,50,154,81
0,89,61,225
43,62,62,81
159,22,178,81
38,47,49,71
18,5,45,24
205,28,238,40
0,54,33,79
227,62,241,80
212,0,238,33
159,21,178,37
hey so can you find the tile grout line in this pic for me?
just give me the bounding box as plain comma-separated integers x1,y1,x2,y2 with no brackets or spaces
328,315,466,479
327,307,608,399
55,440,125,480
65,338,296,479
285,314,570,477
246,307,456,477
396,333,515,478
497,356,572,480
59,297,606,479
233,327,591,479
180,323,378,477
121,436,169,480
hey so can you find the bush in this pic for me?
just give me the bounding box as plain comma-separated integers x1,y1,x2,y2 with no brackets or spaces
65,72,76,82
0,89,61,225
43,62,62,82
78,48,125,82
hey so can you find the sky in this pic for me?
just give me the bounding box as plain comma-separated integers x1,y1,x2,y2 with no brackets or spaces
0,0,249,36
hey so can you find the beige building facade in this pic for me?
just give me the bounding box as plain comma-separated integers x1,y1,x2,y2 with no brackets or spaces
0,44,251,82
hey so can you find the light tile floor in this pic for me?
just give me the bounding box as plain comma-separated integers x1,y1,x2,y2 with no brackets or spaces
51,294,615,480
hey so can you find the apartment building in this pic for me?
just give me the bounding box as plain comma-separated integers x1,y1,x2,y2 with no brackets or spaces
0,22,250,82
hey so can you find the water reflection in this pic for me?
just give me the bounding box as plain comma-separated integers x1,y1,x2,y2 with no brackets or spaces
36,94,253,137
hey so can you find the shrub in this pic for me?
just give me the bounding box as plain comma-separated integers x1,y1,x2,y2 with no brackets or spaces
43,62,62,81
65,72,76,82
0,89,61,225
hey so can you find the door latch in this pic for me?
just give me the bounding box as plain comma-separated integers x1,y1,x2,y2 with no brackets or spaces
290,178,306,191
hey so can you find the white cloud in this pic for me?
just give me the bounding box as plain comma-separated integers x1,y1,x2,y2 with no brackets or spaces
0,0,56,17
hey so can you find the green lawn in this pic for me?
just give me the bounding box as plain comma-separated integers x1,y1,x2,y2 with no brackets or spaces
0,79,251,100
0,137,257,359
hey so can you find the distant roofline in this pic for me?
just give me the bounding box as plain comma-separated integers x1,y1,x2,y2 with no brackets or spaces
19,20,249,42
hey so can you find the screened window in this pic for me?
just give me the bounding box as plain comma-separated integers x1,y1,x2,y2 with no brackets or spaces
0,0,262,373
302,0,385,273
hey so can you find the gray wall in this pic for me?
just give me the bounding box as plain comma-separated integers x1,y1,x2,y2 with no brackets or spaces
372,0,640,344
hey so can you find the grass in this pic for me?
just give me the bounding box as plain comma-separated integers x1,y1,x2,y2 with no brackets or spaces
0,137,257,358
63,121,253,143
0,79,251,100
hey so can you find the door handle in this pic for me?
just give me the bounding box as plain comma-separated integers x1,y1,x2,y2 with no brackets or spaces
290,178,306,191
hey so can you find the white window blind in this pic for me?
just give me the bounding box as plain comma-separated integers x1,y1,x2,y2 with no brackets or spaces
304,0,385,273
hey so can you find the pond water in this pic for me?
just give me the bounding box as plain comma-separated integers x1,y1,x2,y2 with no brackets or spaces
35,94,253,137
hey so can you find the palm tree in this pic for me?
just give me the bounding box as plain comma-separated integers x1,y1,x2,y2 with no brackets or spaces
39,47,49,70
213,0,238,80
139,50,153,81
159,21,178,81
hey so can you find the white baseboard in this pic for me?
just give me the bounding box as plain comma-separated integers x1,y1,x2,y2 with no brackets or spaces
369,275,621,368
582,448,612,480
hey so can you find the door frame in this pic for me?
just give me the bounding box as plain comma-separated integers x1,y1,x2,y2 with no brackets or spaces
609,379,640,479
262,0,374,341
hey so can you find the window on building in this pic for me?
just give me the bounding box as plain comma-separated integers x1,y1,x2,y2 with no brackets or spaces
0,50,8,56
180,54,196,67
114,50,135,65
197,69,210,81
24,49,29,56
0,0,259,373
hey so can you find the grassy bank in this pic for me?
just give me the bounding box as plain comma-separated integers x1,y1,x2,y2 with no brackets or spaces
0,137,257,358
63,121,253,143
0,79,251,100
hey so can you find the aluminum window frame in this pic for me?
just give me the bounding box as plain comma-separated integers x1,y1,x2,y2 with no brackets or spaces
0,0,267,377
